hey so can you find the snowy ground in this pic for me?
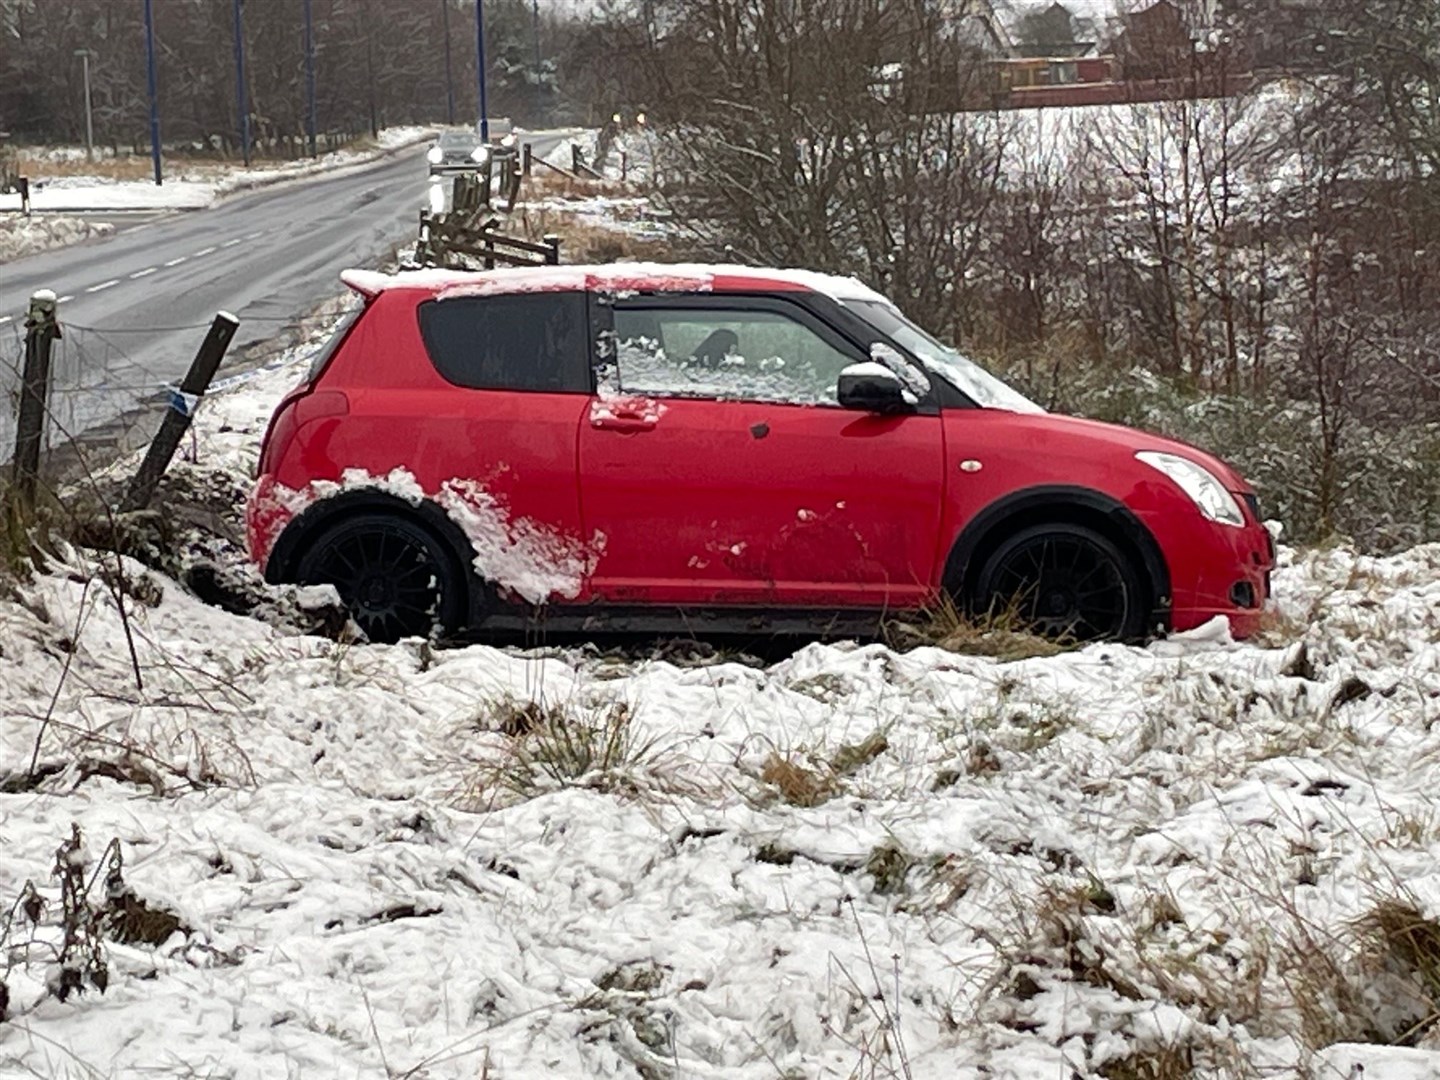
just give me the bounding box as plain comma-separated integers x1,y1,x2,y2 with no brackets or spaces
3,313,1440,1079
0,215,114,263
0,127,431,214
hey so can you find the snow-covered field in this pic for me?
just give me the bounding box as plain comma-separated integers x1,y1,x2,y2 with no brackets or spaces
0,127,431,215
3,318,1440,1078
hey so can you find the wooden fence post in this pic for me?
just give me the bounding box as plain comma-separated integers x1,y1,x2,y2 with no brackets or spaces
522,142,532,176
120,312,239,512
10,290,61,509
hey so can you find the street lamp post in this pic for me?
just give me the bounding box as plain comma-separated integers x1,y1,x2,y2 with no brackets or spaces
304,0,318,157
74,49,94,162
442,0,456,126
232,0,250,166
475,0,489,141
143,0,162,185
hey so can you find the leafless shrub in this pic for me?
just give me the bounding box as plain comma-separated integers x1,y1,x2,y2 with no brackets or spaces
1,825,187,1021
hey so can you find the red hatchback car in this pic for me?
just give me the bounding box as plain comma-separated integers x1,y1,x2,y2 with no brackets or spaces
247,263,1274,644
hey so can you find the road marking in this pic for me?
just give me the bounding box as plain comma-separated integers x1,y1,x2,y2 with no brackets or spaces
163,256,187,267
221,238,242,248
0,316,11,325
57,295,74,304
85,279,120,294
129,267,158,279
194,246,217,257
244,231,263,241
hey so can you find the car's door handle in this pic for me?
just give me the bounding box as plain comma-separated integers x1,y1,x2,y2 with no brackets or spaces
591,414,657,433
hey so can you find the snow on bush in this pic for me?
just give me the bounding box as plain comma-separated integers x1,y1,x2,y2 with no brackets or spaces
4,311,1440,1077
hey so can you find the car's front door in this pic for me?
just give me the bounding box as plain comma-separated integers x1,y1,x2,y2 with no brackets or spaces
577,294,947,609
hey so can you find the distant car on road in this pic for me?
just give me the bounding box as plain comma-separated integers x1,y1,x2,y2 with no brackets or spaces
426,129,488,174
248,263,1275,645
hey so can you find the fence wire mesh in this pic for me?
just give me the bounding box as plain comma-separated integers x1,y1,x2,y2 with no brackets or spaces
0,304,341,487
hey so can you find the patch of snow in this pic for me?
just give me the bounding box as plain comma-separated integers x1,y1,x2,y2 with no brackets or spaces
0,214,114,261
352,262,887,305
0,127,431,214
435,477,602,603
264,466,602,605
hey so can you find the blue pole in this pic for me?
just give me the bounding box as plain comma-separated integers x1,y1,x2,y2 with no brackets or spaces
304,0,317,156
475,0,489,141
441,0,456,126
233,0,250,166
144,0,162,185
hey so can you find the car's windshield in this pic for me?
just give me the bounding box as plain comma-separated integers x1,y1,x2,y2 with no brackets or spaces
437,131,477,149
844,299,1043,413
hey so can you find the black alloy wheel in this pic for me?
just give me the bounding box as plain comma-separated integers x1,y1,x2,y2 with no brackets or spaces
295,513,463,644
974,523,1147,642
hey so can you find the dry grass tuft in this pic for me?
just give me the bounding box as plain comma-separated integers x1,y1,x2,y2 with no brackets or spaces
886,594,1070,661
759,751,837,808
1354,898,1440,1040
520,209,682,264
462,696,673,806
830,730,889,776
864,843,914,896
1097,1044,1196,1080
526,173,635,200
754,731,889,808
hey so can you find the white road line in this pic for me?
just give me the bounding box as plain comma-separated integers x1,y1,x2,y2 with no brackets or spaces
0,316,11,325
85,279,120,294
57,295,74,304
221,238,242,248
243,231,263,241
129,267,158,279
163,256,187,267
194,246,217,257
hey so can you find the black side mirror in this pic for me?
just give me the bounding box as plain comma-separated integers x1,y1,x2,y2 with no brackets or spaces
837,361,913,413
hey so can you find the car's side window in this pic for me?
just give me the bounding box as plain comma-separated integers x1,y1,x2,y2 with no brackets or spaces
610,305,859,406
417,292,590,392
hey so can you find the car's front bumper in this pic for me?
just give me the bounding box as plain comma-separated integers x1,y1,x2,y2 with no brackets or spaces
1155,505,1275,639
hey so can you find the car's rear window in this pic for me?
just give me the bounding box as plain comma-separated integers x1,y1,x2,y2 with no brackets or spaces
417,293,591,393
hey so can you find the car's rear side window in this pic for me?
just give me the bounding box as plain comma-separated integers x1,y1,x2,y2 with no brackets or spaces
417,292,590,393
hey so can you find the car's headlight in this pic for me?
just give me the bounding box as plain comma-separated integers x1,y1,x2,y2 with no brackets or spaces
501,133,516,148
1135,451,1245,526
471,145,490,163
426,146,443,164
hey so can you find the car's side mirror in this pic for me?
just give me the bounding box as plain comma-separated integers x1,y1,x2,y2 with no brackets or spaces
837,362,913,413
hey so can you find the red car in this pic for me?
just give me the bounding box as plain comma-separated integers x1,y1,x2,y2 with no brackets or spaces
247,264,1274,644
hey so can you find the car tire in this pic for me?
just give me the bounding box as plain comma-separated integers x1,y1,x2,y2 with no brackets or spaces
294,512,465,644
972,522,1148,642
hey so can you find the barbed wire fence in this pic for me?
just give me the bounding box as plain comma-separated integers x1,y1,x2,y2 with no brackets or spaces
0,303,349,498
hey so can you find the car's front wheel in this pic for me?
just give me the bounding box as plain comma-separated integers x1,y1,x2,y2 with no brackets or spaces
295,512,465,643
973,522,1147,642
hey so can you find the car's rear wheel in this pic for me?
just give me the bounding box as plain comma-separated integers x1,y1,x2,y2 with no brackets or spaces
295,513,464,644
973,522,1147,642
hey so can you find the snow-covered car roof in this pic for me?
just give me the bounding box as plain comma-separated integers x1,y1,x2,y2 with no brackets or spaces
339,264,891,305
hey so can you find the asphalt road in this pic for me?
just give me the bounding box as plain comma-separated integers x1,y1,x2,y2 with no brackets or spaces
0,133,571,441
